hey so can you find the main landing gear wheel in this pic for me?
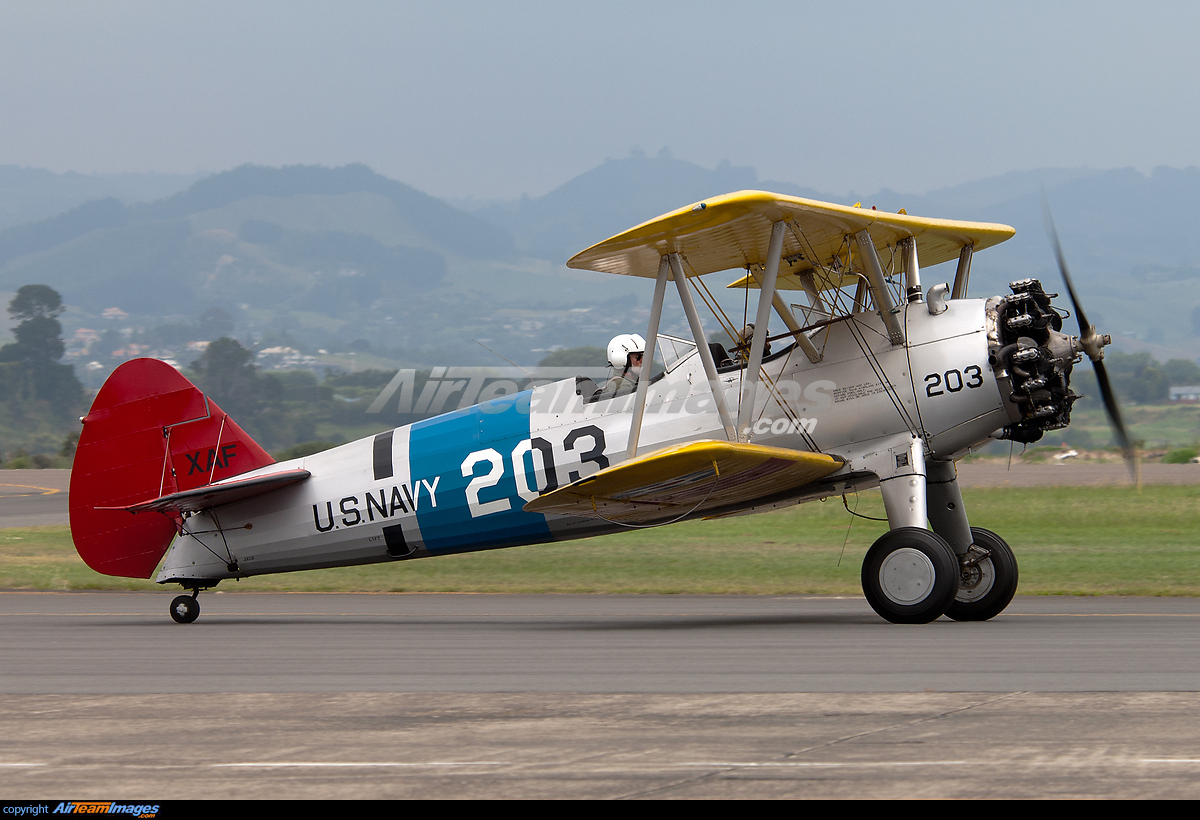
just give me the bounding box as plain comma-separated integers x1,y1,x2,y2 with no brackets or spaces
862,528,960,624
170,594,200,624
945,527,1019,622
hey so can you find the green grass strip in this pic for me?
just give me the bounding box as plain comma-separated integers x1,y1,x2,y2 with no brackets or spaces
3,485,1199,595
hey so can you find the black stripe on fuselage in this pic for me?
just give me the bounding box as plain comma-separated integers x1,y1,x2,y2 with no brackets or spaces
373,430,394,481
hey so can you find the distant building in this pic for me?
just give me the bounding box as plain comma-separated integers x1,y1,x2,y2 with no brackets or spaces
1169,385,1200,403
257,346,318,370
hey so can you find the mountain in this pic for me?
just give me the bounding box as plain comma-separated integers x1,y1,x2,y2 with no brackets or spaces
0,166,203,231
0,163,525,321
885,166,1200,355
0,163,633,370
134,163,516,260
4,156,1200,376
473,157,1200,359
0,163,516,271
477,153,767,263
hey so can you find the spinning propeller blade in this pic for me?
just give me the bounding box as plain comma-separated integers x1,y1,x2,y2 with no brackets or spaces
1042,199,1136,478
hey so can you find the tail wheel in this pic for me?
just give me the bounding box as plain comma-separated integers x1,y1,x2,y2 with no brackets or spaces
862,528,959,624
945,527,1019,622
170,595,200,624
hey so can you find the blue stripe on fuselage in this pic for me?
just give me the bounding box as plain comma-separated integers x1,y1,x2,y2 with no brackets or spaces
407,391,552,552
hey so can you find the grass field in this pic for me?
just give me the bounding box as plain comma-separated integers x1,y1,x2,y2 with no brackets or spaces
1038,403,1200,451
4,484,1199,596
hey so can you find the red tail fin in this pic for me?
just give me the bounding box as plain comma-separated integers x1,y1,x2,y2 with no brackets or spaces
69,358,275,578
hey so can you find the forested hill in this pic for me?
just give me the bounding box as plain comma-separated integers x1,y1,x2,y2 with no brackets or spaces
0,163,515,272
2,157,1200,368
0,165,203,231
135,163,515,260
0,157,1199,456
0,164,535,363
475,159,1200,361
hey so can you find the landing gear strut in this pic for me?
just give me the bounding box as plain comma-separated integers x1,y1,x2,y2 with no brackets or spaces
169,590,200,624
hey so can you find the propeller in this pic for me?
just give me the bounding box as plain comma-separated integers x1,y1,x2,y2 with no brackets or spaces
1041,197,1137,480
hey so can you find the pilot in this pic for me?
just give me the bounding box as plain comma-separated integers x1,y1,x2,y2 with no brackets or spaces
734,323,770,363
596,333,645,399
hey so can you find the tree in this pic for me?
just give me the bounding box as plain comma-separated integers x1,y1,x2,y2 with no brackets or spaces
1105,351,1169,404
189,337,262,419
5,285,66,363
13,316,65,362
0,285,81,406
1162,358,1200,387
8,285,63,323
188,337,317,450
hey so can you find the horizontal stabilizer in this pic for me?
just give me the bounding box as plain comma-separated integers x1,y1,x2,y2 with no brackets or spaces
523,440,843,524
104,468,311,516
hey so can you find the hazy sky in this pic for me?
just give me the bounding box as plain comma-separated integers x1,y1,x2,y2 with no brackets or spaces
2,1,1197,200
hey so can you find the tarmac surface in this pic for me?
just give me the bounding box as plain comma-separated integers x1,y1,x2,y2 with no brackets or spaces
0,469,68,528
2,593,1200,798
2,464,1199,798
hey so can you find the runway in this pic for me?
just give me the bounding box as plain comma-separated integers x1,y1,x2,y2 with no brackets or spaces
4,592,1200,693
0,469,68,528
3,466,1200,797
3,592,1200,798
5,690,1200,799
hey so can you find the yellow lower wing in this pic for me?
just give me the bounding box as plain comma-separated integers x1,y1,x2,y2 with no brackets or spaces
523,440,843,524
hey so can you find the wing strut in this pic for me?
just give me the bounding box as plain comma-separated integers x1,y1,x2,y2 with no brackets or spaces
627,256,671,459
854,229,905,345
737,221,786,438
901,237,922,303
669,253,737,441
769,286,822,363
951,244,973,299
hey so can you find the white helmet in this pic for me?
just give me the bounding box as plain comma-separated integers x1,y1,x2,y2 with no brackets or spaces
607,333,646,369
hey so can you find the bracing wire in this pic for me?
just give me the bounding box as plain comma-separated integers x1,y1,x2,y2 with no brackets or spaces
784,219,920,436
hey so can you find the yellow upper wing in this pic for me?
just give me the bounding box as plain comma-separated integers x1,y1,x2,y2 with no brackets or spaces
523,440,843,525
566,190,1014,291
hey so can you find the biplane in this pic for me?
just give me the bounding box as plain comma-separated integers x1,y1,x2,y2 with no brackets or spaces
69,191,1126,624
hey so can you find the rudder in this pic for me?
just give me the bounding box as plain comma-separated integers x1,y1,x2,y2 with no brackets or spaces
69,358,275,578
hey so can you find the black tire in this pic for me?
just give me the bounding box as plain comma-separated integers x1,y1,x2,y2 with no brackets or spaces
945,527,1019,622
861,527,960,624
170,595,199,624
